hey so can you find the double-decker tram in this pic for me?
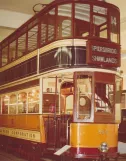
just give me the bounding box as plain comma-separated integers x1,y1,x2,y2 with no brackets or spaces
0,0,123,160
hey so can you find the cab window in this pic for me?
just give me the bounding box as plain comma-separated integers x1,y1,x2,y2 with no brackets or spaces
95,83,114,113
75,74,92,121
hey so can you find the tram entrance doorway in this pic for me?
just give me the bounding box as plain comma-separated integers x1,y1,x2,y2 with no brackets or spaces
42,77,73,150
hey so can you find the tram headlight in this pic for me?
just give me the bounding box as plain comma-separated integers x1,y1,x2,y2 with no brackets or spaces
79,96,91,108
99,142,108,153
79,97,86,106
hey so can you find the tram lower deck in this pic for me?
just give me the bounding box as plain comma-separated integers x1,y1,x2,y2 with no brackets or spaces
0,68,122,161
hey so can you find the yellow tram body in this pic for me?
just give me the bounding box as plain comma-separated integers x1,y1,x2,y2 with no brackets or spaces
71,123,118,148
70,123,118,158
0,115,46,143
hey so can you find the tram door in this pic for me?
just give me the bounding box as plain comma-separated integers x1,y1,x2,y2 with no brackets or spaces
42,77,60,148
43,93,59,148
60,82,73,146
42,77,73,149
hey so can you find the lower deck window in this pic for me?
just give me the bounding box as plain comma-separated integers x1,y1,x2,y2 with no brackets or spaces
43,94,59,113
0,87,40,114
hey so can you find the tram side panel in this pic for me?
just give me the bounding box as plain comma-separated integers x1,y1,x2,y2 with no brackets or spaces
0,114,47,152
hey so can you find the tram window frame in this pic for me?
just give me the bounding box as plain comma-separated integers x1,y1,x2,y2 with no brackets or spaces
92,4,108,39
94,83,114,114
9,94,17,114
28,89,40,113
40,13,48,46
18,92,27,114
47,8,56,42
0,86,40,115
28,25,38,53
43,94,59,113
60,81,74,114
73,72,93,122
74,3,90,38
94,72,115,123
93,14,108,39
93,15,108,39
57,3,72,39
9,40,17,62
110,8,120,44
40,7,56,47
42,77,60,114
2,45,9,67
1,95,9,114
17,33,27,58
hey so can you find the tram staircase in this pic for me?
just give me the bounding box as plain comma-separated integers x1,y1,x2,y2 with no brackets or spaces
43,114,72,154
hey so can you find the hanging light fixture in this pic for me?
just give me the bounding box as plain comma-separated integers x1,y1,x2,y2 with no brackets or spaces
33,3,47,14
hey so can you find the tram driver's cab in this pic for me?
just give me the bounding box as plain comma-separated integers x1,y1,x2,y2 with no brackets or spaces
73,71,122,123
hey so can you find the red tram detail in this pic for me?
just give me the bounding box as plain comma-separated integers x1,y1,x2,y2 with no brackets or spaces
0,0,122,161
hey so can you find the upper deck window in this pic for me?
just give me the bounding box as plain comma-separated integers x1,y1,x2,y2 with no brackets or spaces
93,5,107,15
40,8,56,46
75,3,90,37
28,25,38,52
93,5,108,39
9,40,16,62
41,13,47,45
17,33,27,58
2,46,8,66
93,15,107,38
48,8,55,42
57,4,72,38
110,8,120,43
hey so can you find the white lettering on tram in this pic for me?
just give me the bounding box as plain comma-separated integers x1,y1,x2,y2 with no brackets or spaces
92,45,117,54
92,55,117,64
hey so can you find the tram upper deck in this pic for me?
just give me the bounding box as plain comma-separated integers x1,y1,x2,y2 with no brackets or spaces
0,0,120,86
